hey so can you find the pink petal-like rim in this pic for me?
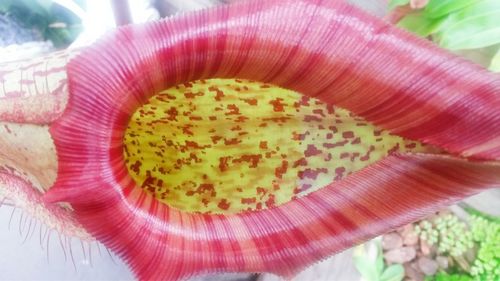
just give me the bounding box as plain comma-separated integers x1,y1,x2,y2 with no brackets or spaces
45,0,500,279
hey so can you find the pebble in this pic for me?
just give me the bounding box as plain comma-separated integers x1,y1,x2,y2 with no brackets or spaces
382,233,403,250
401,225,419,246
417,257,439,276
384,247,416,264
436,256,448,269
404,262,424,281
420,239,431,256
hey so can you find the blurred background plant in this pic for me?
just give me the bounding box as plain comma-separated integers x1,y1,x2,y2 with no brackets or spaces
389,0,500,72
365,209,500,281
354,239,405,281
0,0,84,48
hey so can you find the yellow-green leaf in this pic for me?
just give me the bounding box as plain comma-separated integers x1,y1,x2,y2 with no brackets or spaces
380,264,404,281
438,0,500,50
490,48,500,72
354,255,379,281
389,0,410,10
398,13,448,37
424,0,484,18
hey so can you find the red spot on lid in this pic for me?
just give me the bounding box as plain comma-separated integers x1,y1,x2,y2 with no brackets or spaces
189,116,203,121
274,160,288,179
235,116,249,123
293,157,308,168
241,98,258,105
292,132,309,141
342,131,355,138
269,98,286,112
256,187,267,198
165,107,178,121
304,144,322,157
335,167,346,180
259,141,268,149
218,199,230,210
303,115,322,122
130,160,142,175
298,168,328,180
265,194,276,208
211,135,223,144
324,153,332,161
405,143,417,149
360,145,375,161
226,104,240,115
184,91,203,99
241,197,257,204
233,154,262,168
323,140,348,149
294,184,312,194
219,156,231,172
388,143,400,155
312,109,325,117
224,138,241,145
340,152,350,159
351,137,361,144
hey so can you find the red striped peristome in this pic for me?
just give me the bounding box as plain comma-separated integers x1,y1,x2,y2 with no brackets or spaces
42,0,500,280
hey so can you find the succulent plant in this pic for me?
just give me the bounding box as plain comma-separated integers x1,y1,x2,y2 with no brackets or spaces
415,212,499,281
468,215,500,281
414,214,474,257
354,239,405,281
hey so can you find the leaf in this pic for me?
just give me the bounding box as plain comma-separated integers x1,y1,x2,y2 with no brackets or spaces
389,0,410,10
380,264,405,281
424,0,484,18
354,255,380,281
0,0,13,12
35,0,53,11
490,48,500,72
438,0,500,50
397,13,448,37
375,242,385,275
18,0,51,16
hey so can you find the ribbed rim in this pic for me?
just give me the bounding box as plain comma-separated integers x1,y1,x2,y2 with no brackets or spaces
46,0,500,279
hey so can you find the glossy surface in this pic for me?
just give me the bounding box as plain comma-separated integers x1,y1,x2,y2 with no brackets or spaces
44,0,500,280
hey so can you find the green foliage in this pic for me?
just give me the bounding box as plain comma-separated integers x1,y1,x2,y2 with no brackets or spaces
491,49,500,72
424,0,483,18
391,0,500,72
379,265,405,281
469,216,500,281
354,241,404,281
0,0,82,47
428,272,473,281
437,0,500,50
388,0,410,10
397,13,447,37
